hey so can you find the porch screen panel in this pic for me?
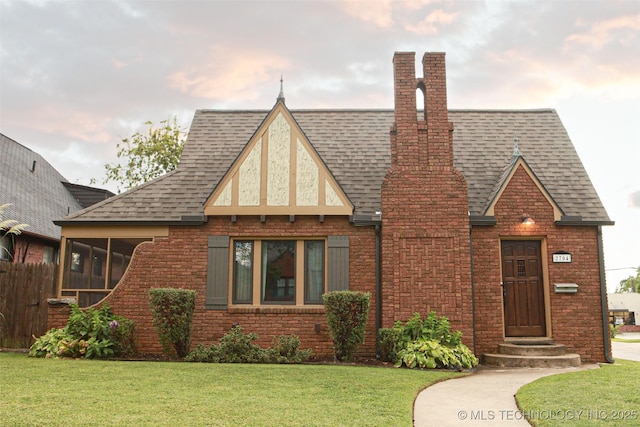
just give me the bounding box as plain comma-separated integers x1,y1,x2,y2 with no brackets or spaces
327,235,349,291
206,236,230,310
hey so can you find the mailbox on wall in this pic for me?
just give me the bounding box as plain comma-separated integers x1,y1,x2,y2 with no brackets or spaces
554,283,579,294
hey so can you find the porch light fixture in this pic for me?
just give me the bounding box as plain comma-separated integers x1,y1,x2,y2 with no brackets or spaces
521,214,535,225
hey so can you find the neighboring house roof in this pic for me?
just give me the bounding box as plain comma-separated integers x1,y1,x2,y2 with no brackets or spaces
0,133,113,240
58,108,611,225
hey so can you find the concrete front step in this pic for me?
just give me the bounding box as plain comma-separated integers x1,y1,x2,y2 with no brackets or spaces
483,353,582,368
498,343,567,357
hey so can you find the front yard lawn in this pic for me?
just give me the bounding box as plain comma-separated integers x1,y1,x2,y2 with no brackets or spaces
516,359,640,426
0,352,463,426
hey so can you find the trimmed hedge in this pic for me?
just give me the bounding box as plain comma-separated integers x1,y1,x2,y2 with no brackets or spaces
323,291,371,362
149,288,196,358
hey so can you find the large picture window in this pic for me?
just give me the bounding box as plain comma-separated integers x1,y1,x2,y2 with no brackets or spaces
231,239,325,306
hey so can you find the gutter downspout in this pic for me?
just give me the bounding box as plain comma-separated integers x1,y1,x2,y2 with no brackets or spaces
469,224,477,355
598,225,614,363
375,224,382,358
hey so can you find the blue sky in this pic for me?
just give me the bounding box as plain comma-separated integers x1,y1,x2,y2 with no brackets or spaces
1,0,638,291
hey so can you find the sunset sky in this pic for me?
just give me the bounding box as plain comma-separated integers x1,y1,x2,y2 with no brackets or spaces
1,0,638,291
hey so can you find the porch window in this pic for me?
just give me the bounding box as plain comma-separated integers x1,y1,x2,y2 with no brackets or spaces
61,237,150,307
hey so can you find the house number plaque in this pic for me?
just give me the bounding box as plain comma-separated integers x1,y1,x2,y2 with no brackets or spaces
552,252,572,263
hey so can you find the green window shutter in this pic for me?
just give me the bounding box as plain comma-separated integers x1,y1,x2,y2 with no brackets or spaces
327,235,349,292
206,236,230,310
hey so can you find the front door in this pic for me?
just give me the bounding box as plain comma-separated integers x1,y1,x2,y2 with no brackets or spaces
501,240,546,337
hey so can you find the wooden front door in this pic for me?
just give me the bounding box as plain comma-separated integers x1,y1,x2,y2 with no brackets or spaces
501,240,546,337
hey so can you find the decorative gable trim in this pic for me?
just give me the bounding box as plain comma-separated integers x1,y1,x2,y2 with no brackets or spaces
204,102,353,216
484,156,564,221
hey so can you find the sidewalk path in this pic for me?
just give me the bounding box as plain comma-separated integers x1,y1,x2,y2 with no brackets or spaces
413,365,597,427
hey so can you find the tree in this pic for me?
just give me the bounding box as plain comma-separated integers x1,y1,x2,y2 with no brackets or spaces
0,203,29,261
103,117,185,193
616,267,640,293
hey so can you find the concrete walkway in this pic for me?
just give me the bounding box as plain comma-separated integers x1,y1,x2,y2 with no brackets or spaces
414,337,640,426
413,365,596,426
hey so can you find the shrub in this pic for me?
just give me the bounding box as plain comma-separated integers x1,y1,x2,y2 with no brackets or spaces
379,311,479,370
216,325,267,363
185,326,312,364
149,288,196,358
29,303,135,359
610,323,621,339
378,327,403,362
322,291,371,362
267,334,313,364
184,343,221,363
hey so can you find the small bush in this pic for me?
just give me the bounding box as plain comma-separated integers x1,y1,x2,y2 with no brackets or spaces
29,303,135,359
185,326,312,364
149,288,196,358
610,323,621,339
184,343,221,363
267,334,313,364
379,311,479,370
378,327,403,362
216,325,267,363
323,291,371,362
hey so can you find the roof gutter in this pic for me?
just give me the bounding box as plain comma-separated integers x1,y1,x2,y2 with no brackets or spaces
598,225,614,364
555,216,615,227
54,215,207,227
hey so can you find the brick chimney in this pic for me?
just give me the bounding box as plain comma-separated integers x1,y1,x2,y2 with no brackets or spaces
381,52,473,346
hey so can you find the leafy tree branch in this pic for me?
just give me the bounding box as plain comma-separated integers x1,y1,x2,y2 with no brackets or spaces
102,117,185,193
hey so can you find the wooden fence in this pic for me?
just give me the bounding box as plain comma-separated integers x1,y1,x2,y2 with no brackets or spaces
0,262,58,348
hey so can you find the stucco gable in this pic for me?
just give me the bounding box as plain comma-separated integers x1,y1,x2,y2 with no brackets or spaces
204,101,353,216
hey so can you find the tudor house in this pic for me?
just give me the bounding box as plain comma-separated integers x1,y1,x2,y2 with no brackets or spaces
49,52,613,363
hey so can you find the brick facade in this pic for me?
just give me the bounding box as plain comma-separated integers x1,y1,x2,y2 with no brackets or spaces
51,216,376,358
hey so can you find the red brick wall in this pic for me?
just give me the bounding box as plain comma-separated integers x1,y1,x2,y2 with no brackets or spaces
11,235,54,264
472,165,609,363
381,52,474,347
50,216,377,358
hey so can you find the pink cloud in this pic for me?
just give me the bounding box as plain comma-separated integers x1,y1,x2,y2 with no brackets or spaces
404,8,458,35
565,14,640,49
168,46,291,100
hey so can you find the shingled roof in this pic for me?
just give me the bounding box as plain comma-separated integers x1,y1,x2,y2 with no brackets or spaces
59,108,611,225
1,133,87,240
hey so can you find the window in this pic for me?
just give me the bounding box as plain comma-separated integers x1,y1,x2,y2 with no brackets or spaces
233,241,253,304
305,241,324,304
231,239,325,306
206,235,348,310
0,234,13,261
43,246,57,264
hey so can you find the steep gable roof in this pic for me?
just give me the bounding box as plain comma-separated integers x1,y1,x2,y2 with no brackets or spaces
1,133,87,240
58,108,611,225
482,154,564,220
204,101,352,216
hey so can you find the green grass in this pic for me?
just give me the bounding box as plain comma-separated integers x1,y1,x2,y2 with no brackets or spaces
0,352,463,426
517,359,640,426
612,337,640,343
